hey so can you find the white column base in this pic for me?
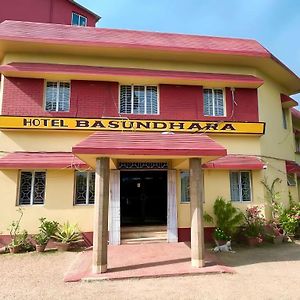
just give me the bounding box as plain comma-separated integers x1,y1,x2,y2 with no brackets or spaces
191,259,205,268
92,264,107,274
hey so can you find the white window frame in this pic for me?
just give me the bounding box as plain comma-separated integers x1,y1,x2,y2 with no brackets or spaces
71,12,87,27
230,171,252,202
74,171,95,205
17,170,46,206
44,81,71,112
203,88,226,117
119,84,160,115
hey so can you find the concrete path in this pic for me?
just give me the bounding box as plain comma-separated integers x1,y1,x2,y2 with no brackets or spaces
64,242,234,281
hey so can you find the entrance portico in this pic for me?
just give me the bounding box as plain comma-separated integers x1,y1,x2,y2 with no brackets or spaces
72,131,227,273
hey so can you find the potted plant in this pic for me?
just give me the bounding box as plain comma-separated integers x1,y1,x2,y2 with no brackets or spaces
39,217,59,239
243,206,265,246
7,208,32,253
265,220,284,244
33,232,49,252
205,197,244,246
52,222,82,251
8,230,28,253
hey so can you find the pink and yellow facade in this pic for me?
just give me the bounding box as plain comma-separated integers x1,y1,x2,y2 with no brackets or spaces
0,18,299,270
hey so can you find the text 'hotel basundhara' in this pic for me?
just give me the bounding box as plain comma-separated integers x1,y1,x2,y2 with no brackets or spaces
0,11,300,258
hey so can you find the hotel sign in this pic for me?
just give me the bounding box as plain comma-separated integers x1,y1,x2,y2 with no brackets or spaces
0,116,265,135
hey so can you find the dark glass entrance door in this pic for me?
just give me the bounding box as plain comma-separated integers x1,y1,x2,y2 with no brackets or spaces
120,171,167,226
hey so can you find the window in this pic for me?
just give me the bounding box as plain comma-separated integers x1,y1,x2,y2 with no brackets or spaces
282,108,287,129
45,81,70,112
287,173,296,186
203,88,225,116
180,171,190,203
230,171,252,202
71,12,87,26
120,85,158,114
296,138,300,153
18,171,46,205
74,171,95,205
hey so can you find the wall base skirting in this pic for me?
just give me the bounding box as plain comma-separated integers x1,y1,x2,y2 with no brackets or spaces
0,228,216,247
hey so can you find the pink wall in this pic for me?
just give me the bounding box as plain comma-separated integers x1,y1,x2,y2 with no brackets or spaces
2,78,118,117
2,77,259,122
0,0,98,26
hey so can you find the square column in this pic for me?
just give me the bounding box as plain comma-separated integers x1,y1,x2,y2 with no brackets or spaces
189,158,205,268
93,157,110,273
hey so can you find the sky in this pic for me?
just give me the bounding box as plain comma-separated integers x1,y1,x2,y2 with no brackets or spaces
80,0,300,102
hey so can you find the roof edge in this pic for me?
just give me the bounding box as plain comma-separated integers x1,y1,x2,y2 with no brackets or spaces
69,0,101,21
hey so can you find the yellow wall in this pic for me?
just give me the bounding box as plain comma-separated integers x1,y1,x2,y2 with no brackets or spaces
176,169,265,228
0,169,94,234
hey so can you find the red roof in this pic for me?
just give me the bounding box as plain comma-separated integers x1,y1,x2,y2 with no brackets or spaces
0,152,87,169
0,21,269,57
0,63,264,87
72,132,227,157
202,155,265,170
280,94,298,108
286,160,300,175
292,108,300,120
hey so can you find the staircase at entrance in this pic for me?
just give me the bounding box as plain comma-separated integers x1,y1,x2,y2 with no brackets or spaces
121,226,167,244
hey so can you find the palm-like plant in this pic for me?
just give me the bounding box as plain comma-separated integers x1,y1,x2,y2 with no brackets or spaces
211,197,244,238
52,222,82,244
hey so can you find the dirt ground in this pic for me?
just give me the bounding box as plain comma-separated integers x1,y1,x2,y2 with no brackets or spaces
1,242,300,300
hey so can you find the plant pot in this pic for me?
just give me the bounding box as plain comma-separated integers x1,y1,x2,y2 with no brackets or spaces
9,245,22,254
36,244,46,252
273,235,284,244
55,242,70,252
247,236,263,247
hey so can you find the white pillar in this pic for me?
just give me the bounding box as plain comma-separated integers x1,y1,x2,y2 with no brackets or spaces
109,170,121,245
167,170,178,242
189,158,205,268
92,157,110,273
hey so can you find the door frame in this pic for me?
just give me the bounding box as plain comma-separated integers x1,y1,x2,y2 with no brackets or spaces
109,169,178,245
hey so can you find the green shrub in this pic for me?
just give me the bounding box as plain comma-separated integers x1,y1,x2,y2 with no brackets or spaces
52,222,82,244
213,197,244,237
8,209,33,251
33,232,49,246
243,206,266,238
39,217,59,238
205,197,244,240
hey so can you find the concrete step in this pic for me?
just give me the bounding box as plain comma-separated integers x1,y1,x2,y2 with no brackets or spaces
121,226,167,243
121,237,167,244
122,231,167,239
121,225,167,233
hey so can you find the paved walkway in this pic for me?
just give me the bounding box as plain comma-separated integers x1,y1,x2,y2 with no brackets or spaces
64,242,234,282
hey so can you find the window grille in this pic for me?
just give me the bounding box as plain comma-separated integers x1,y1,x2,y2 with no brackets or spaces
120,85,158,115
230,171,252,202
203,88,225,116
18,171,46,205
75,171,95,205
45,82,70,112
118,162,168,169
